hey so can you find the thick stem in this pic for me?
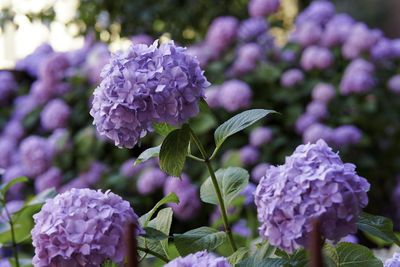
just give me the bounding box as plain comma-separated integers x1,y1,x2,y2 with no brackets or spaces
136,246,169,263
3,202,19,267
189,128,237,252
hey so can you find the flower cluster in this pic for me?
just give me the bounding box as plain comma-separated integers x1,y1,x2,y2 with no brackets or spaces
0,71,17,105
40,99,71,131
164,250,231,267
255,140,369,253
90,40,210,148
31,188,141,266
19,136,53,178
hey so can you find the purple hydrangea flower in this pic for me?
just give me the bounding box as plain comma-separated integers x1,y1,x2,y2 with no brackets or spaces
58,178,89,194
48,128,71,155
163,174,201,220
205,86,221,108
31,188,142,266
2,120,25,142
0,71,17,105
392,39,400,58
12,95,39,121
388,75,400,94
251,163,270,183
312,83,335,103
303,123,333,144
306,101,329,120
130,34,153,46
280,50,296,63
342,23,382,59
218,79,252,112
185,44,219,68
255,140,370,253
300,46,334,71
30,80,57,105
340,234,358,244
295,113,317,134
280,69,304,87
119,158,151,178
90,40,210,148
15,43,53,77
237,18,269,42
137,167,167,195
228,43,262,76
2,165,27,200
35,167,63,193
250,127,273,147
385,253,400,267
80,161,107,185
332,125,362,147
371,38,394,61
240,182,257,206
321,14,354,47
292,22,322,47
296,1,335,26
205,16,238,53
38,52,70,83
232,219,251,237
40,99,71,131
0,138,17,169
248,0,280,18
164,250,231,267
340,59,375,95
19,136,52,177
239,145,260,167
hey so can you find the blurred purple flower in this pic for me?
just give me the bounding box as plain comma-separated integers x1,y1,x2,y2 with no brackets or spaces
312,83,335,103
0,71,17,105
342,23,382,59
205,86,221,108
2,120,25,142
48,128,71,155
205,16,238,53
2,165,27,200
84,43,110,85
164,250,231,267
32,188,142,266
321,14,354,47
280,69,304,87
306,100,329,120
58,178,89,193
371,38,394,61
15,43,53,77
296,1,335,26
300,46,334,71
30,80,57,105
251,163,270,183
248,0,280,18
80,161,107,185
250,127,273,147
388,75,400,94
90,40,209,148
218,79,252,112
232,219,251,237
332,125,362,147
292,22,322,47
255,140,369,253
340,59,375,95
240,183,257,206
40,99,71,131
12,95,39,121
130,34,153,46
385,253,400,267
0,138,18,169
137,167,167,195
19,136,52,177
237,18,269,42
38,52,70,83
303,123,333,144
239,145,260,166
295,113,317,134
35,167,63,193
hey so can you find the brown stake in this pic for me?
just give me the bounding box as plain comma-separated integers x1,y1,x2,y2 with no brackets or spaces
309,217,323,267
124,223,139,267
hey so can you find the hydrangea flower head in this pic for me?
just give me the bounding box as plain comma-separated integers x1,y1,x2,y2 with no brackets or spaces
130,34,153,46
19,136,52,177
0,71,17,105
248,0,280,18
40,99,71,131
332,125,362,147
312,83,335,103
218,79,252,112
292,22,322,47
31,188,142,266
306,101,329,120
237,18,269,42
300,46,333,71
90,40,210,148
15,43,53,77
137,167,167,195
296,0,335,26
385,253,400,267
164,250,231,267
251,163,270,183
303,123,333,144
280,69,304,87
255,140,369,253
205,16,238,53
295,113,317,134
35,167,63,193
239,145,260,166
388,75,400,94
2,120,25,142
321,14,354,47
0,138,17,169
250,127,273,147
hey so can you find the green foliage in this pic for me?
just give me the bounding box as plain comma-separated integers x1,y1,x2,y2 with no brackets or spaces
322,244,339,267
200,167,249,210
336,243,382,266
135,145,161,166
139,193,179,227
0,176,29,198
173,226,226,256
153,122,178,137
357,212,400,246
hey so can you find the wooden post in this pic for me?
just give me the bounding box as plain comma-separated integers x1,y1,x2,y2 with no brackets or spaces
124,223,139,267
309,218,323,267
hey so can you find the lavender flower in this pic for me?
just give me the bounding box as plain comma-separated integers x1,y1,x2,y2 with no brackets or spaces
321,14,354,47
15,43,53,77
295,113,317,134
35,167,63,193
392,39,400,58
248,0,280,18
332,125,362,147
205,86,221,108
185,44,219,68
302,123,333,144
137,167,167,195
19,136,52,177
205,16,238,53
80,161,107,185
30,80,57,105
255,140,369,253
163,174,201,220
48,128,71,155
58,178,89,193
251,163,270,183
388,75,400,94
130,34,153,46
237,18,269,42
2,120,25,142
342,23,382,59
306,101,329,120
300,46,334,71
90,40,210,148
371,38,394,61
232,219,251,237
340,234,358,244
340,59,375,95
312,83,335,103
119,158,149,178
239,145,260,166
40,99,71,131
0,71,17,105
164,250,231,267
280,69,304,87
385,253,400,267
12,95,39,121
2,165,27,200
31,188,142,266
0,138,17,169
218,79,252,112
38,52,70,83
296,1,335,26
240,183,257,206
249,127,273,147
292,22,322,47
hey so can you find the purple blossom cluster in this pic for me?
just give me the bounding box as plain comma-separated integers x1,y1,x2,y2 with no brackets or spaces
280,69,304,87
40,99,71,131
31,188,141,266
340,59,375,95
300,46,333,71
385,253,400,267
164,250,231,267
0,71,17,105
255,140,369,253
19,136,53,178
137,167,167,195
15,43,54,77
248,0,280,18
90,40,210,148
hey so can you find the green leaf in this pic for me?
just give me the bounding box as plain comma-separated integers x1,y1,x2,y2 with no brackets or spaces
139,193,179,227
237,257,294,267
337,242,383,267
173,226,226,256
25,188,57,206
323,244,339,267
228,247,249,266
0,176,29,196
214,109,276,148
200,167,249,208
357,212,400,246
199,98,211,113
135,145,161,166
141,227,169,241
153,122,178,137
159,124,190,177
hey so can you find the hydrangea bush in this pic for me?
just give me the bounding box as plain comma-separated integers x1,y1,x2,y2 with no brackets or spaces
0,0,400,266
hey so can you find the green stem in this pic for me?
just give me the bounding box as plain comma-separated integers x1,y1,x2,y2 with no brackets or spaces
189,128,237,252
187,154,205,162
137,246,169,263
2,200,19,267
